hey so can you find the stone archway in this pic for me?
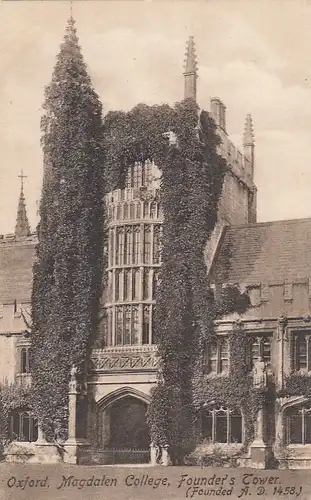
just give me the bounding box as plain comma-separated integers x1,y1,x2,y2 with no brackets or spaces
97,388,151,464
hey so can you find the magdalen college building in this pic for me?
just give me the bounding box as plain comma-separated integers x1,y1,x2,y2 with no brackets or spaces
2,28,311,469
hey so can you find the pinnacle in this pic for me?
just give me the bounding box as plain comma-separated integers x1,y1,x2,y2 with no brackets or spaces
184,36,198,75
15,173,31,239
243,113,255,146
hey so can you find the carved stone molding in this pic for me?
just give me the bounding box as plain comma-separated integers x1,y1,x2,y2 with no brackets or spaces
91,349,158,372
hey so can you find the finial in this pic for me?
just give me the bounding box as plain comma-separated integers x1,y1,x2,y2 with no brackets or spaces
183,36,198,100
243,114,255,146
15,171,31,239
184,36,197,75
18,169,27,192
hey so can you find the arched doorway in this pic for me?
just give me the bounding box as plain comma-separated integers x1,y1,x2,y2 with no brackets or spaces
98,388,151,464
109,396,150,449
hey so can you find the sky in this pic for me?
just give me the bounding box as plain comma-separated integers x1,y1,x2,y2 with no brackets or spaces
1,0,311,233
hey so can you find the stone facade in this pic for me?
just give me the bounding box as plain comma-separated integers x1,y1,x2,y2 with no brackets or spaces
1,35,311,469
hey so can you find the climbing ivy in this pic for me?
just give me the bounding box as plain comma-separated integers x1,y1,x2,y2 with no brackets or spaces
30,18,105,440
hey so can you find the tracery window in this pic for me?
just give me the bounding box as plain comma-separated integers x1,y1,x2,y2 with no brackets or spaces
250,335,271,365
204,338,229,374
202,407,242,444
132,269,140,300
124,227,133,265
9,410,38,442
133,226,140,264
143,225,152,264
115,306,140,346
285,404,311,445
293,332,311,371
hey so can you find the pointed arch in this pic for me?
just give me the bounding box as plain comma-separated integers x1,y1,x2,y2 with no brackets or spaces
281,396,311,413
97,387,151,411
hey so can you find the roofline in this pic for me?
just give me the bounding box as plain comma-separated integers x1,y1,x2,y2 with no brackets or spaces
228,216,311,230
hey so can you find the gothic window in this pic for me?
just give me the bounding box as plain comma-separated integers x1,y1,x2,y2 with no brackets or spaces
150,202,157,219
116,227,124,265
143,202,150,218
124,307,131,345
133,163,141,188
129,203,135,219
143,306,150,345
285,405,311,445
124,227,133,265
10,410,38,442
143,225,152,264
123,202,129,219
20,347,31,374
132,306,139,345
293,332,311,371
202,408,242,444
116,307,123,345
133,226,140,264
114,306,141,346
250,336,271,365
116,204,122,220
136,203,141,219
123,269,131,301
115,271,122,302
143,269,150,300
132,269,140,300
153,225,162,264
204,338,229,375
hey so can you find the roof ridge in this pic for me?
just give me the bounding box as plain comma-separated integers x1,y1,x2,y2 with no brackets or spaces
228,216,311,230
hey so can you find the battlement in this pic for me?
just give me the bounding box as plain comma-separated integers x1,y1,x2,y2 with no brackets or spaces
209,97,255,190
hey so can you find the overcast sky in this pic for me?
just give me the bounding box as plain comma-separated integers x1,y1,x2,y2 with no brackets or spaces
0,0,311,233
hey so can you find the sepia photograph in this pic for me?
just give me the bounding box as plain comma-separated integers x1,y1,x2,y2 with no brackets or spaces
1,0,311,498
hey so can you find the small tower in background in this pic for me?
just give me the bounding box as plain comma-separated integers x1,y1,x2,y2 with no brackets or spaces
183,36,198,100
15,170,31,238
243,114,255,179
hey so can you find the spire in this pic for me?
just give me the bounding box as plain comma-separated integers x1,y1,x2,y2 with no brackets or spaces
15,170,31,238
183,36,198,100
243,113,255,146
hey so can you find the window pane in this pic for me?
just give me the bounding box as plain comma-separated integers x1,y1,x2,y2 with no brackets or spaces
144,226,151,263
116,308,123,345
132,307,139,345
124,308,131,345
288,412,302,444
298,337,307,369
216,414,227,443
209,344,217,373
143,307,150,344
133,227,140,264
202,413,212,440
21,413,30,442
220,339,229,373
21,348,27,374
